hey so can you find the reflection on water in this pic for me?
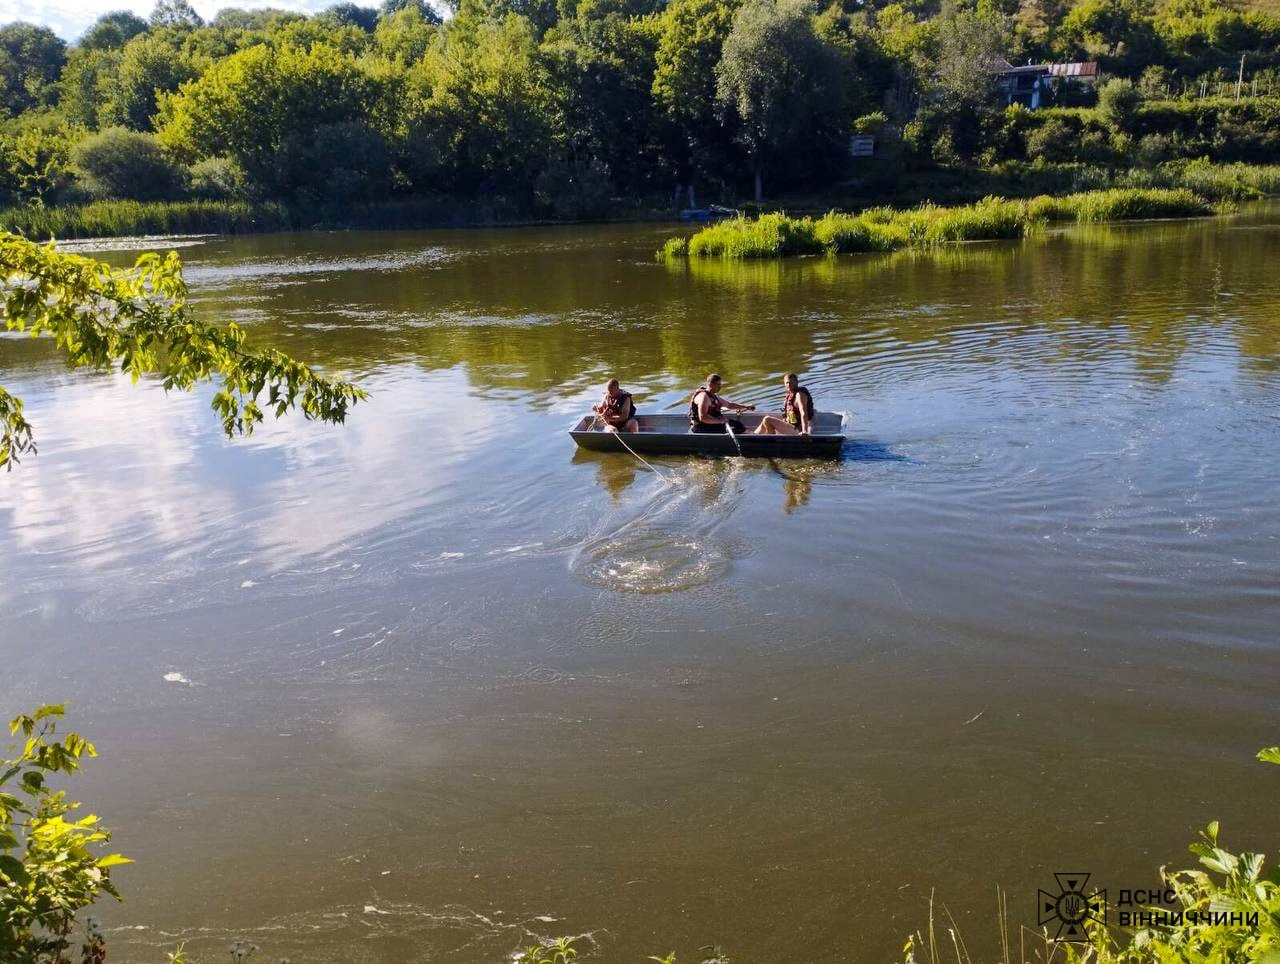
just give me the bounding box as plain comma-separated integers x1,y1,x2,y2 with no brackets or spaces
2,209,1280,963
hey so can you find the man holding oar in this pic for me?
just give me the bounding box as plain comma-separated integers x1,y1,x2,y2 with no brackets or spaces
689,373,754,433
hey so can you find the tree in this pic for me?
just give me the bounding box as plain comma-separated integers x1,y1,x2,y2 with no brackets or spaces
380,0,444,24
400,14,558,198
1097,76,1143,133
158,43,391,200
540,0,662,198
72,127,188,200
320,3,382,32
1056,0,1162,72
0,127,75,206
101,32,200,131
715,0,844,200
148,0,205,30
652,0,742,188
0,705,129,963
1,235,365,469
56,47,120,129
79,10,150,50
0,23,67,117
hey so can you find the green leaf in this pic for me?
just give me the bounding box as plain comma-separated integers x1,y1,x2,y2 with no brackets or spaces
1257,747,1280,765
96,853,133,868
0,853,30,884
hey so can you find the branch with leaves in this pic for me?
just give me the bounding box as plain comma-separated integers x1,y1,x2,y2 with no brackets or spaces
1,232,367,470
1,704,129,964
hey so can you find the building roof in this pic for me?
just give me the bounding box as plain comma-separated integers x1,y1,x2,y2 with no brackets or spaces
993,60,1100,77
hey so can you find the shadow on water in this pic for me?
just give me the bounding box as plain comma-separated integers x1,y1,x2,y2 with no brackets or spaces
843,438,912,463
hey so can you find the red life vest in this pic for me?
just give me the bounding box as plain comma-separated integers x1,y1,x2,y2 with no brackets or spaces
784,386,814,427
690,386,722,424
600,390,633,421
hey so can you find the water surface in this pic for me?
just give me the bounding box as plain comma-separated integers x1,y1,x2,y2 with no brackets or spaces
2,211,1278,962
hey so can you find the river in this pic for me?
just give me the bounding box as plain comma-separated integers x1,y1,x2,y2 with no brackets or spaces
1,210,1278,962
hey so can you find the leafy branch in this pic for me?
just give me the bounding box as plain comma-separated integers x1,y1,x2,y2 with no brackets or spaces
0,232,367,470
1,704,130,964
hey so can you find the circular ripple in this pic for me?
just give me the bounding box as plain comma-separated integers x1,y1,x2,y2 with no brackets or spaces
570,528,732,593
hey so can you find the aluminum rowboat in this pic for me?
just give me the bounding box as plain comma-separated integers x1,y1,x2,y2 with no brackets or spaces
569,412,846,459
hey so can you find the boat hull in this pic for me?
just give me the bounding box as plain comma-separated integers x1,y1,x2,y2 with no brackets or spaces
569,412,846,459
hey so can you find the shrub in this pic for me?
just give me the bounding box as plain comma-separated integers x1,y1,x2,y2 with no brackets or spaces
188,156,247,201
0,705,130,963
1098,78,1144,133
1026,116,1080,163
71,127,187,201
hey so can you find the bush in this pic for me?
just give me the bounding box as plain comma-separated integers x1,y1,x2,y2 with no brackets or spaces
188,156,247,201
1098,78,1144,133
0,705,129,963
72,127,187,201
1026,117,1080,163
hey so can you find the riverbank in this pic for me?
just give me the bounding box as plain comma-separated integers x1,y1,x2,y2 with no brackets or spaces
660,188,1215,260
3,161,1278,242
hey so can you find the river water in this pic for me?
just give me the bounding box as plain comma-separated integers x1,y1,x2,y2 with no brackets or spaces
1,210,1278,963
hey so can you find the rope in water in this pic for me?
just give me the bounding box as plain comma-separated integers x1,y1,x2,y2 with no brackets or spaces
589,415,678,486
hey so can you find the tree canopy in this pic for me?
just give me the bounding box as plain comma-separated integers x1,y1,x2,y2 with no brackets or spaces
0,234,365,469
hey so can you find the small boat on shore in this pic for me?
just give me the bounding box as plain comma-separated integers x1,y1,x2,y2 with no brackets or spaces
569,412,847,459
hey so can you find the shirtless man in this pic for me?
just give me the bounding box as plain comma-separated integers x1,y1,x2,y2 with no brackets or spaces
754,373,814,436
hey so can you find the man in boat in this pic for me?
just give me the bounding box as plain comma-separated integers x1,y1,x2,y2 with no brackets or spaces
755,373,814,436
690,373,754,433
593,378,639,433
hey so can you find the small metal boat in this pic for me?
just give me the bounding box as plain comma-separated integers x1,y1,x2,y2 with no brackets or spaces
569,412,847,459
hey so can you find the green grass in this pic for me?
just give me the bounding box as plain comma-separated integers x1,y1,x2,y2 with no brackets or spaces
663,188,1217,260
0,199,293,239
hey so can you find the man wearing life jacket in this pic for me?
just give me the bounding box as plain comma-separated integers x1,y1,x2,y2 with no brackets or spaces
755,373,814,436
593,378,639,433
690,373,754,434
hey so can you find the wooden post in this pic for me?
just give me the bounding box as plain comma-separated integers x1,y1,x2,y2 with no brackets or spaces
1237,54,1245,101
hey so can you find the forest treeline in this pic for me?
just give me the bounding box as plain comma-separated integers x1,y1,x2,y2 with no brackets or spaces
2,0,1280,221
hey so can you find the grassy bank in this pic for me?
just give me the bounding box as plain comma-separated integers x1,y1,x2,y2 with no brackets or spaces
0,200,294,239
662,188,1215,260
0,196,674,240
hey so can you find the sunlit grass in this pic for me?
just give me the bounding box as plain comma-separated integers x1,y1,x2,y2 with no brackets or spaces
663,188,1216,260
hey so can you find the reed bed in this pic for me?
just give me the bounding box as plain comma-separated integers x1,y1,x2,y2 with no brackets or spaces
0,200,291,239
664,188,1216,260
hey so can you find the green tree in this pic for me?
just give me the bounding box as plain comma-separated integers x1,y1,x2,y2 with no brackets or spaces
401,14,558,198
1,235,365,469
320,3,382,32
102,32,201,130
541,0,661,198
373,5,442,63
652,0,742,189
715,0,844,200
0,23,67,117
1057,0,1162,72
158,42,391,201
1097,76,1143,133
72,127,188,200
380,0,444,23
0,705,129,964
56,46,120,129
148,0,205,30
79,10,150,50
1,126,75,206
